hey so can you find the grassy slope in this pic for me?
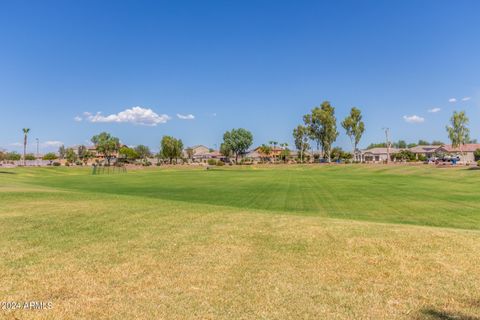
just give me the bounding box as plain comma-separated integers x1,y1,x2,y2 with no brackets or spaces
0,166,479,319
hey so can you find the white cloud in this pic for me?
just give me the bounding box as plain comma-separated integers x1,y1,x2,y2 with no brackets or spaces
85,107,170,126
74,116,82,122
461,96,471,101
428,108,441,113
42,141,63,147
403,115,425,124
212,113,217,117
8,142,22,147
177,113,195,120
448,98,457,103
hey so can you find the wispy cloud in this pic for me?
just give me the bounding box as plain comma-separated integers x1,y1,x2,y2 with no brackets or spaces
74,116,82,122
212,113,217,117
176,113,195,120
461,96,471,101
84,107,170,126
8,142,22,147
428,108,441,113
448,98,457,103
403,115,425,124
42,141,63,147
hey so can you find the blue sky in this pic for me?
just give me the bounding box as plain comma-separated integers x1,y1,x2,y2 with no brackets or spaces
1,0,479,153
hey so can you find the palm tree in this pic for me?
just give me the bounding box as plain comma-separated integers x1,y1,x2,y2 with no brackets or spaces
22,128,30,166
259,144,272,163
269,140,278,163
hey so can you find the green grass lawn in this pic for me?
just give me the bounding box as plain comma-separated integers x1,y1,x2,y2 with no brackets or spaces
0,165,479,319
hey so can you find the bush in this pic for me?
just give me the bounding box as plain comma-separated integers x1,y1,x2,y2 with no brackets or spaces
216,161,225,166
475,149,480,161
478,160,480,167
75,161,83,166
207,159,217,165
65,162,70,166
52,162,61,166
142,161,152,166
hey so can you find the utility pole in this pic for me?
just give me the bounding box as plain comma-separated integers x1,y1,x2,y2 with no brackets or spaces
383,128,391,164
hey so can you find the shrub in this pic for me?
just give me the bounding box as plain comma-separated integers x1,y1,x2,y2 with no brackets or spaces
142,161,152,166
475,149,480,161
478,160,480,167
207,159,217,166
65,162,70,166
52,162,61,166
216,161,225,166
75,161,83,166
25,153,36,161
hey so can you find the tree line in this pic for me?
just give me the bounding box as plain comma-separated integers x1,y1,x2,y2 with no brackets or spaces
7,104,475,166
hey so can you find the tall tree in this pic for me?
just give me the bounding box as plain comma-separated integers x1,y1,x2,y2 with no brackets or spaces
91,132,120,166
65,148,77,163
446,111,470,162
304,101,338,162
58,145,66,160
22,128,30,166
341,107,365,162
160,136,183,164
292,125,310,163
220,143,232,162
222,128,253,163
135,145,151,162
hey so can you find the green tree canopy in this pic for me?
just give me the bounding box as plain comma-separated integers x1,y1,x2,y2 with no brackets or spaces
292,125,310,163
418,139,430,146
160,136,184,164
6,152,21,161
65,148,77,163
119,146,139,162
397,140,407,149
446,111,470,149
24,153,36,160
304,101,338,162
134,145,151,161
341,107,365,160
91,132,120,165
58,145,66,159
42,152,57,164
222,128,253,163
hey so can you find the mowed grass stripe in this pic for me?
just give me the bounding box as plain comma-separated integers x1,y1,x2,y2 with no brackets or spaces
3,165,480,229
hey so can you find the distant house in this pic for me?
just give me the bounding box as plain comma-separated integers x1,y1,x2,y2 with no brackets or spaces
434,144,480,164
408,145,440,159
247,146,287,163
360,147,401,163
184,145,225,163
244,150,263,163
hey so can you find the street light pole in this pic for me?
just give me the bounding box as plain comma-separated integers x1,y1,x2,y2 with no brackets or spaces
383,128,391,164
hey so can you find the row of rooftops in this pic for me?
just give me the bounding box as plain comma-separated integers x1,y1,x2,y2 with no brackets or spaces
362,144,480,155
17,143,478,159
